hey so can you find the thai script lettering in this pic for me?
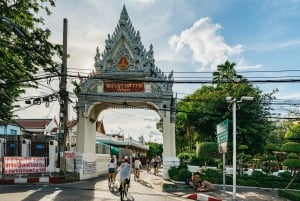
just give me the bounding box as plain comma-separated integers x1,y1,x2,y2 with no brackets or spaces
3,157,46,174
104,81,144,92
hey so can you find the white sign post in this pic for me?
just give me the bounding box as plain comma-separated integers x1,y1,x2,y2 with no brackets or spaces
217,119,228,192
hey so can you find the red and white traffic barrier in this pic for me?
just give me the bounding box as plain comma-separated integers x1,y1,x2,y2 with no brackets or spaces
1,176,58,184
187,193,222,201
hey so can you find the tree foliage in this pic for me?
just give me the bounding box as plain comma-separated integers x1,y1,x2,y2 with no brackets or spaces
281,142,300,153
0,0,61,122
267,120,290,146
285,123,300,141
282,159,300,169
146,142,163,158
197,142,219,160
264,143,278,153
281,123,300,189
176,60,275,157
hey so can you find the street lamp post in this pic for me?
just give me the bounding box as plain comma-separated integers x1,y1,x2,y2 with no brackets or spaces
226,96,254,201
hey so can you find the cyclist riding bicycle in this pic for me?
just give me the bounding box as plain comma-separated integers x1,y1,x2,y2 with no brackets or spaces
134,158,142,180
146,158,151,173
118,158,131,192
153,159,158,175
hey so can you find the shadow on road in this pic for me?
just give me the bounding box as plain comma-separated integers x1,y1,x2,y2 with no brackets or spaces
138,178,154,189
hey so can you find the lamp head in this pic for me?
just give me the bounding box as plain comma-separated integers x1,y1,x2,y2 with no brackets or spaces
241,96,254,101
226,96,233,102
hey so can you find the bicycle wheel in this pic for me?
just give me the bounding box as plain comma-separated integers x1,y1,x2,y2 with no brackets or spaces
124,183,128,199
120,182,125,201
134,171,137,181
108,175,111,189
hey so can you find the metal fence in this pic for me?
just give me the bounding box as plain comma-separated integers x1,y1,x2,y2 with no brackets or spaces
0,139,50,158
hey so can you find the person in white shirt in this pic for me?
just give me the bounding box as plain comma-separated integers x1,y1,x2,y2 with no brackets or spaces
134,158,142,179
108,158,116,183
118,158,131,190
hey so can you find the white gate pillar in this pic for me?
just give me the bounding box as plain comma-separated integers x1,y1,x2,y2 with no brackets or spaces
162,111,179,179
77,115,96,153
76,114,98,180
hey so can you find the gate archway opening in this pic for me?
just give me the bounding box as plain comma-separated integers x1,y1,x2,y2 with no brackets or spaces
97,105,162,143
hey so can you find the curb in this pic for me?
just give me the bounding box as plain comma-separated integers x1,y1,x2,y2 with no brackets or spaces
186,193,222,201
0,176,61,184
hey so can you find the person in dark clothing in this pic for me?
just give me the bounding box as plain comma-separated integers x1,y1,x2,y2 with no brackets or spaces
189,172,202,190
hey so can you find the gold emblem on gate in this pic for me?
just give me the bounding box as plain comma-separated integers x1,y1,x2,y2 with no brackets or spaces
118,55,129,70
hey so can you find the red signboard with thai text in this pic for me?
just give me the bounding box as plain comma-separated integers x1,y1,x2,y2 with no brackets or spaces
104,81,144,92
64,151,76,159
3,156,46,174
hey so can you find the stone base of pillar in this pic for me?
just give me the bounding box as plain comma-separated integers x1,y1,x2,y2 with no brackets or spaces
76,152,98,180
162,156,180,179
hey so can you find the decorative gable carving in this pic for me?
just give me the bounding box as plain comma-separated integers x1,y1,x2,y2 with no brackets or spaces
94,5,154,75
79,5,174,95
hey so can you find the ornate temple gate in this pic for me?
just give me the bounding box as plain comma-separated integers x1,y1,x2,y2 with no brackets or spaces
75,6,179,180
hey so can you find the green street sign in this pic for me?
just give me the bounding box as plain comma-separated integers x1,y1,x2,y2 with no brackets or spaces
217,119,228,144
217,133,228,143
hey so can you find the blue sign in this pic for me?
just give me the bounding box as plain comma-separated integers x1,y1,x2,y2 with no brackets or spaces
36,144,44,149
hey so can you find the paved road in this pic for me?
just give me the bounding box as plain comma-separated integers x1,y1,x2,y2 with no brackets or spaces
0,169,291,201
0,172,189,201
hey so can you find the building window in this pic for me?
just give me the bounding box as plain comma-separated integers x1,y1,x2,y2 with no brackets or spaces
10,129,17,135
96,143,110,154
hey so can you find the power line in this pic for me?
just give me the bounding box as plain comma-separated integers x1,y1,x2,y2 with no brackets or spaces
67,68,300,74
7,73,300,85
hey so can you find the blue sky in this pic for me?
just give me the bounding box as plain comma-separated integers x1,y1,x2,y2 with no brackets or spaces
15,0,300,143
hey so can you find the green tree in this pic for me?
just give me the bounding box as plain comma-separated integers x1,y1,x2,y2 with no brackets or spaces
266,121,291,165
267,120,290,145
175,60,275,159
237,145,252,175
263,143,279,174
212,61,274,155
176,100,195,153
176,85,225,145
281,123,300,189
146,142,162,159
213,60,247,93
176,61,277,162
197,142,219,166
0,0,60,122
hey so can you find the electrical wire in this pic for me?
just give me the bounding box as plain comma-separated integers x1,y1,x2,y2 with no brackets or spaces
10,68,300,120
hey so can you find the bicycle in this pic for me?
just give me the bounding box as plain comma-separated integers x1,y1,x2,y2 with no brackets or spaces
108,172,117,192
154,166,158,176
146,164,151,174
134,168,140,181
119,178,129,201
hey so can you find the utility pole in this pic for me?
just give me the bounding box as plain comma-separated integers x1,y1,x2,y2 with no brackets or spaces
59,18,68,174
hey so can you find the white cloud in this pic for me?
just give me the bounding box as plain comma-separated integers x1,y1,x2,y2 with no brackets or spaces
128,0,155,5
235,58,262,70
169,17,243,71
249,39,300,52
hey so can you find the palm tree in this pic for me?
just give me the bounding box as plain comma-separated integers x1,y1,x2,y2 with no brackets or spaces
213,60,246,91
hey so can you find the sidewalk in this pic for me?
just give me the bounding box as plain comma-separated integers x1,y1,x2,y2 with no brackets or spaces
139,168,289,201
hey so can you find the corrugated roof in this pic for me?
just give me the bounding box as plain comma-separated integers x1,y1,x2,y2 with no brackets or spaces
15,119,52,129
68,120,78,128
